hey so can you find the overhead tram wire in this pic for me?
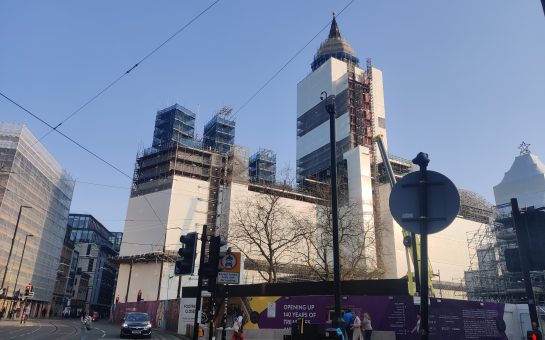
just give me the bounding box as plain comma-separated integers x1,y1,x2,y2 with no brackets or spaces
34,0,222,144
2,0,353,236
231,0,356,121
0,91,166,229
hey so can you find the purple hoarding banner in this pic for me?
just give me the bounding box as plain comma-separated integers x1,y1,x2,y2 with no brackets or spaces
254,296,507,340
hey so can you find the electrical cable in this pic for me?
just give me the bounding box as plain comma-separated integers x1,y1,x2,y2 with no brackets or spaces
35,0,222,144
0,90,166,231
231,0,356,121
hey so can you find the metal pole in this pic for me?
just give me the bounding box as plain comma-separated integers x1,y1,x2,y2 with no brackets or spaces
193,225,208,340
1,206,31,293
322,92,343,329
125,259,133,303
177,275,182,300
511,198,540,329
12,234,32,297
413,152,429,339
438,270,442,299
411,234,421,294
221,284,228,340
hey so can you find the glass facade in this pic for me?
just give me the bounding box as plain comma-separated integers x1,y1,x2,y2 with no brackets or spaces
68,214,118,315
0,123,74,303
108,232,123,253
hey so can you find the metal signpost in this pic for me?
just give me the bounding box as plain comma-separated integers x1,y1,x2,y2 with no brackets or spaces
389,152,460,339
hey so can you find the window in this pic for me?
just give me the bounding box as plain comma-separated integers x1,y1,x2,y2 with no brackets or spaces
87,259,94,272
86,244,91,255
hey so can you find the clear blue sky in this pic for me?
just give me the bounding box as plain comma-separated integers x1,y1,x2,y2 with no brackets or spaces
1,1,544,232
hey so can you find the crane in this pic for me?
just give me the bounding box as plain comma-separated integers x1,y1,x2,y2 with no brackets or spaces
374,135,435,296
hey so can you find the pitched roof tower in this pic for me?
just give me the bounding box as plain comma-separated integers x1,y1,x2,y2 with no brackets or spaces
311,13,360,71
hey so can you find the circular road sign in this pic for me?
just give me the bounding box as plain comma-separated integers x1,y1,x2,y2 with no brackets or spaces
389,170,460,234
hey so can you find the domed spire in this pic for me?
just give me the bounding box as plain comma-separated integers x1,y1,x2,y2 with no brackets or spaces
311,14,359,71
329,12,341,39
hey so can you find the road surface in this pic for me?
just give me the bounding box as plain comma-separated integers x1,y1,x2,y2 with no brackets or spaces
0,318,182,340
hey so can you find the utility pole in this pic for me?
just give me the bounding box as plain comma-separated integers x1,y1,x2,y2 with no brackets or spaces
413,152,430,340
1,205,32,294
12,234,33,297
193,225,208,340
321,91,343,330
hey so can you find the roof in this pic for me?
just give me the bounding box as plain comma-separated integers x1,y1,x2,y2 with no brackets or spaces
311,14,359,71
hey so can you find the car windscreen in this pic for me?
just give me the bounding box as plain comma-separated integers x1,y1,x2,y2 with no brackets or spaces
125,314,150,322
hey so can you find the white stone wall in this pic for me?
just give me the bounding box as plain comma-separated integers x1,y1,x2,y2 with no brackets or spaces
377,182,481,297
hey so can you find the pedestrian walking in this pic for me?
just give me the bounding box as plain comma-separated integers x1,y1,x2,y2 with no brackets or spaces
362,313,372,340
411,313,421,335
352,312,363,340
22,304,30,324
0,306,6,320
80,310,92,340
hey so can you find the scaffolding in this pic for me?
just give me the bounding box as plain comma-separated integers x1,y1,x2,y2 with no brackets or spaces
152,104,196,148
465,203,545,303
249,149,277,184
203,106,236,155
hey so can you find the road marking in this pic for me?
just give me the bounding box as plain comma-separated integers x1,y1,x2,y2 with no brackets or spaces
94,326,107,338
9,320,43,338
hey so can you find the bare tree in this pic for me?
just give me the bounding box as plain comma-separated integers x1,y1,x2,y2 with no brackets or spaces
229,175,307,283
295,184,382,281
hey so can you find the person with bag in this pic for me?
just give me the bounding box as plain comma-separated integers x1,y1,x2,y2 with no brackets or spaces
80,310,92,340
232,315,244,340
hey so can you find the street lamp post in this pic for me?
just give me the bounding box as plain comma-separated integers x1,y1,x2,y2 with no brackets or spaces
12,234,33,297
166,275,174,301
1,205,32,294
321,92,343,330
433,270,442,298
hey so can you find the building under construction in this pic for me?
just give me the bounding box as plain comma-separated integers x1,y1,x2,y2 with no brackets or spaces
465,151,545,304
115,15,495,303
248,149,276,183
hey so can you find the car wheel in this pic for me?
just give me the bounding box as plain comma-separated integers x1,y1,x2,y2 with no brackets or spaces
119,332,124,338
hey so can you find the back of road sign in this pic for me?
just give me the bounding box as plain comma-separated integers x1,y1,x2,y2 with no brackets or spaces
389,170,460,234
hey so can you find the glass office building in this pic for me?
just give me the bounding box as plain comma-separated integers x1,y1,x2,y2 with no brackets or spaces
0,123,74,304
68,214,118,316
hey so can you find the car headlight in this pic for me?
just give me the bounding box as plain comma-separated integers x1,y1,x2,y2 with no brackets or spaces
122,323,128,328
145,322,152,329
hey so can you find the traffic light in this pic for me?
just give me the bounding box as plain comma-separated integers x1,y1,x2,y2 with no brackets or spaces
24,284,31,296
208,236,227,277
175,232,198,275
203,236,226,292
528,330,543,340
